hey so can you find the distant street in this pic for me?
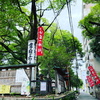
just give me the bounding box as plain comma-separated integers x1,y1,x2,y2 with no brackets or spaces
77,92,98,100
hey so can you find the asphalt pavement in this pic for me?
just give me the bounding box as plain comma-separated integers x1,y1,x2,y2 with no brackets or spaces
77,92,98,100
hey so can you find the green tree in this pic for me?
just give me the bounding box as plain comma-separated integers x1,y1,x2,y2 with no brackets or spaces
79,4,100,57
69,67,83,89
0,0,29,64
82,0,100,4
38,24,83,78
0,0,74,65
0,0,83,91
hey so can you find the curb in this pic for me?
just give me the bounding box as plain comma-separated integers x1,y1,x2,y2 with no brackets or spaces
0,94,66,100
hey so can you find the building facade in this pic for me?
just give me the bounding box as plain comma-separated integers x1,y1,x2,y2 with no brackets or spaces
82,3,100,97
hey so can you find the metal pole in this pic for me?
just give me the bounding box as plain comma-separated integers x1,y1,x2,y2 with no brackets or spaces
30,67,32,94
55,70,58,95
76,57,79,91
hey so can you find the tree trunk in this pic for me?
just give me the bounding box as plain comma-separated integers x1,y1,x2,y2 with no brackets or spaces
30,0,38,42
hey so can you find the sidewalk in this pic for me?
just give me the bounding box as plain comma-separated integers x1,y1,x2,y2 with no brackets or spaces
0,93,67,100
77,92,98,100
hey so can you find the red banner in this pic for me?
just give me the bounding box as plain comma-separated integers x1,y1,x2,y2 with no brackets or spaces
36,40,43,56
88,66,97,77
88,66,100,85
94,75,100,85
36,26,44,56
86,76,95,87
37,26,44,40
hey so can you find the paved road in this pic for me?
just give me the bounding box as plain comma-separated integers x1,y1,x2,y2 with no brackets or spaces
77,92,98,100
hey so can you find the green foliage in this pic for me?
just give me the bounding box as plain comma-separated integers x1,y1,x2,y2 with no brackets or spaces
79,4,100,38
82,0,100,4
0,0,76,65
69,67,83,88
32,98,35,100
0,0,83,94
38,26,83,79
79,4,100,57
63,92,76,100
0,0,29,64
48,0,66,10
89,37,100,57
0,0,82,67
46,0,74,11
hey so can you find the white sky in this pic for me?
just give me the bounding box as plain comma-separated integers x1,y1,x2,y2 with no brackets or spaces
27,0,83,43
44,0,86,82
26,0,86,80
43,0,85,70
43,0,83,43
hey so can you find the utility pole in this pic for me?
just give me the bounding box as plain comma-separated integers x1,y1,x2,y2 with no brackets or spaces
76,57,79,91
30,0,37,41
29,0,38,94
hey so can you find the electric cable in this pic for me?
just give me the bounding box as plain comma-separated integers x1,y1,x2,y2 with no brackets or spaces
45,1,66,32
66,0,81,79
66,0,76,54
48,0,67,46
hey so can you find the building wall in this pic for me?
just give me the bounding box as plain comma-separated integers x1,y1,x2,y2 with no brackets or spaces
0,69,30,93
82,2,100,96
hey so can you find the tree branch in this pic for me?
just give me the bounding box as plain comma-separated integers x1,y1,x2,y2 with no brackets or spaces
0,42,26,63
16,0,30,20
89,21,100,26
30,0,38,41
16,0,25,14
45,3,66,32
81,25,93,36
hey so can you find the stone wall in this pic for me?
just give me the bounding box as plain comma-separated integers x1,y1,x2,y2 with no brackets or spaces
0,69,30,93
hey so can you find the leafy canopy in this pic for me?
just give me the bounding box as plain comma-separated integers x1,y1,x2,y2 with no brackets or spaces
82,0,100,4
0,0,76,65
79,4,100,38
79,3,100,57
69,67,83,88
38,23,83,78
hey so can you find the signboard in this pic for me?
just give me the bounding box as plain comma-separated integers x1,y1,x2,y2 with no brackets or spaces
21,81,30,96
36,26,44,56
40,82,46,91
27,40,35,64
0,85,10,94
88,66,97,77
16,69,26,82
94,75,100,85
16,69,30,95
37,26,44,41
36,40,43,56
27,40,36,93
88,66,100,85
86,76,95,87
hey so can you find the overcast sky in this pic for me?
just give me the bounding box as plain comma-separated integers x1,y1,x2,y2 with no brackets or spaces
43,0,86,77
43,0,83,43
27,0,83,43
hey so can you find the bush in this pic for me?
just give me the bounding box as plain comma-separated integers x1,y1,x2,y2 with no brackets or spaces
63,92,76,100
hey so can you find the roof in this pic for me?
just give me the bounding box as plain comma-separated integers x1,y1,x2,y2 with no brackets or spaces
53,66,69,80
53,67,69,75
0,63,37,69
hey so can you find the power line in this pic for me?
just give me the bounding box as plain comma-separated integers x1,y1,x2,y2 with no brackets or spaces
48,0,68,46
66,1,82,88
43,0,77,53
66,0,74,35
66,0,76,53
45,1,66,32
